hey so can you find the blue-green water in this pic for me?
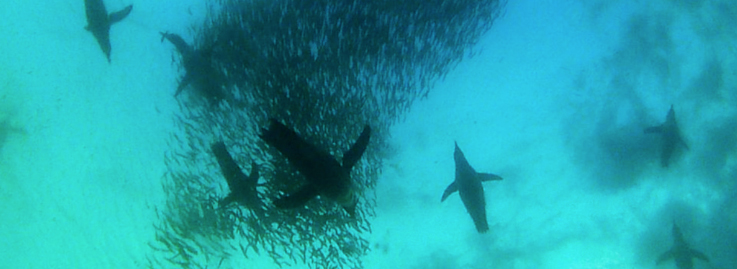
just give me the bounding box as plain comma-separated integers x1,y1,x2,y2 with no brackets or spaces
1,0,735,268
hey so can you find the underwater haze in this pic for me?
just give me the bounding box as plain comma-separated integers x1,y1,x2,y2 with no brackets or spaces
1,0,736,268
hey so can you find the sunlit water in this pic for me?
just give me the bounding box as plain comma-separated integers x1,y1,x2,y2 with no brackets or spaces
1,0,735,268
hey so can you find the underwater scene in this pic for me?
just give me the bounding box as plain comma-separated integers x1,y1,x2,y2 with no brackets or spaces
1,0,736,268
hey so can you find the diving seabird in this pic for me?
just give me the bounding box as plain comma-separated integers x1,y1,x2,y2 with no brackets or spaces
441,142,503,233
259,119,371,217
657,223,709,269
160,31,225,103
211,142,262,213
84,0,132,62
644,105,689,167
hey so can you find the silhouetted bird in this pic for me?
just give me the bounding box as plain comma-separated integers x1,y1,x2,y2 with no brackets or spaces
441,142,503,233
84,0,132,62
657,223,709,269
211,142,263,215
160,32,225,103
260,119,370,217
644,105,688,167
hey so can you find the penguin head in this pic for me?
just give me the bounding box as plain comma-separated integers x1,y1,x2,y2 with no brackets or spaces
453,141,467,164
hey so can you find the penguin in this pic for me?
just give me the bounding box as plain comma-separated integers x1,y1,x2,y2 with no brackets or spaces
259,119,371,217
644,105,688,167
211,141,262,214
441,142,502,233
84,0,132,62
160,31,225,103
657,223,709,269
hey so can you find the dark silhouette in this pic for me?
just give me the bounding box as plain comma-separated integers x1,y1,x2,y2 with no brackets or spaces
84,0,132,62
211,142,262,214
657,223,709,269
260,119,370,216
644,105,688,167
160,32,225,103
441,142,502,233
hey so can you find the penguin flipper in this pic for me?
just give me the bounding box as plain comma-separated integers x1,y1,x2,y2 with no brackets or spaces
441,182,458,202
108,5,133,25
342,125,371,170
175,74,193,97
274,185,319,209
211,141,246,191
478,173,503,182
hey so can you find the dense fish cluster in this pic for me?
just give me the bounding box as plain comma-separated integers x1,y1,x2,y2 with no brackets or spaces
144,0,506,268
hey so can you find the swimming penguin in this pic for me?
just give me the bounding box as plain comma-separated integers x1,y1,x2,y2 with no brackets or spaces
84,0,132,62
259,119,371,217
160,31,225,103
441,142,503,233
211,142,262,214
644,105,688,167
657,222,709,269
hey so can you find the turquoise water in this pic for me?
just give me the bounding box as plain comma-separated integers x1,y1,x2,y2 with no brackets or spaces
1,0,735,268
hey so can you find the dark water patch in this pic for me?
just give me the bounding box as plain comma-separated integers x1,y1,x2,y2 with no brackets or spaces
564,78,662,192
